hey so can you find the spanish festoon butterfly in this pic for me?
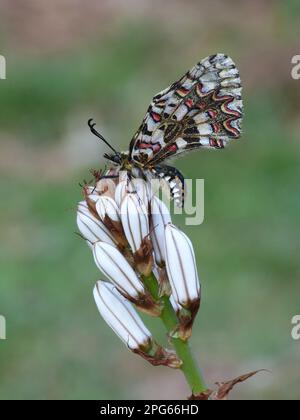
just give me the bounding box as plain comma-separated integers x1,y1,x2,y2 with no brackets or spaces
88,54,243,206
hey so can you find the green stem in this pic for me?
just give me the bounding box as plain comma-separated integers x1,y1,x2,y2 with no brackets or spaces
143,272,207,394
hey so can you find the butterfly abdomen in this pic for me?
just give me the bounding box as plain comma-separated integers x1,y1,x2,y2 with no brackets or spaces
151,164,185,207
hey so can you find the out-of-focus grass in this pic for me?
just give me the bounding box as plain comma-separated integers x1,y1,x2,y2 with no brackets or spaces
0,8,300,399
0,24,166,143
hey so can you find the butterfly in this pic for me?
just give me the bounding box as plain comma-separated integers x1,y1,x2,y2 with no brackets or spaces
88,54,243,206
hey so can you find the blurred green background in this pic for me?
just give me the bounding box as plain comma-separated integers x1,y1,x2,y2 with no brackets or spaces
0,0,300,400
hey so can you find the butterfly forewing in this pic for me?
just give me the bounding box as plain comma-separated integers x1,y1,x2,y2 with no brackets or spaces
129,54,243,166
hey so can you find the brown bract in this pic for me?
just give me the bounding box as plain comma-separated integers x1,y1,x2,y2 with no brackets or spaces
125,290,162,318
133,237,154,277
177,298,201,341
102,215,128,248
188,370,267,400
133,345,182,369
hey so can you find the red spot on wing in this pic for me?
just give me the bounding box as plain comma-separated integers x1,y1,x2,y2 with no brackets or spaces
195,83,203,95
224,118,240,138
218,139,224,148
222,98,241,118
209,138,217,147
138,142,150,150
208,109,218,119
167,144,178,153
137,141,162,153
212,122,221,133
209,138,224,149
176,87,189,97
151,112,162,122
185,98,194,108
152,143,161,153
213,92,233,102
198,102,206,110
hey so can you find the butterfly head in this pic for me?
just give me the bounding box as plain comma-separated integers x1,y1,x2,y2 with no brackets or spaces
103,152,123,166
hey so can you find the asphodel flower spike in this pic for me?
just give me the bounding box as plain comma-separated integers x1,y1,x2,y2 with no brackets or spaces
76,168,205,389
93,242,160,316
165,223,201,340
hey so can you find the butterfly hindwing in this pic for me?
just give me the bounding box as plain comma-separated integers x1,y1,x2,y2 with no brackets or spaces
129,54,243,166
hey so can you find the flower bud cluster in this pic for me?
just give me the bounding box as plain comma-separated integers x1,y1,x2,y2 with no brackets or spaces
77,172,201,366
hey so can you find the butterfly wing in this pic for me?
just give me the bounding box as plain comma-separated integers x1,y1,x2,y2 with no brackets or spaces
129,54,243,166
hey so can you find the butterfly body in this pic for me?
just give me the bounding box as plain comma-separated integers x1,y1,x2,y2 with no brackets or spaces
91,54,243,206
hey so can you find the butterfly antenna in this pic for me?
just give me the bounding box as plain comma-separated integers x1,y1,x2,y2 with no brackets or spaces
88,119,119,155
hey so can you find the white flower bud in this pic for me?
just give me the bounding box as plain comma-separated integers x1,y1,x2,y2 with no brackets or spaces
78,200,89,212
130,178,150,208
150,196,172,265
96,196,120,223
165,224,200,307
120,193,149,253
93,281,152,350
77,202,117,246
115,180,127,208
88,194,101,203
93,242,145,299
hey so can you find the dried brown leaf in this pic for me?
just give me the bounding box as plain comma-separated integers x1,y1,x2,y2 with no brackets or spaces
189,370,267,400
